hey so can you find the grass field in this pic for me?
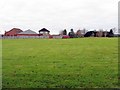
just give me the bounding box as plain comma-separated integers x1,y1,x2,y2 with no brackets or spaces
2,38,118,88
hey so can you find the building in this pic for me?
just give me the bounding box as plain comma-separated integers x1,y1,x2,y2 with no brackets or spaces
76,30,84,37
38,28,50,36
4,28,23,36
17,29,38,36
84,31,109,37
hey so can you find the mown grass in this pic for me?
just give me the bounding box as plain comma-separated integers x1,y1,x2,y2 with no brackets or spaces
2,38,118,88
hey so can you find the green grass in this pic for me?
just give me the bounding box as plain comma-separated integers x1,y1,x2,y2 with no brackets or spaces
2,38,118,88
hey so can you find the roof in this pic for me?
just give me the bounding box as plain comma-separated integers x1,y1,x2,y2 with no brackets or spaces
18,30,38,34
39,28,50,32
6,28,23,33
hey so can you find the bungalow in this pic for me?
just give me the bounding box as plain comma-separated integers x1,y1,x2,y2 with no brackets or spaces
17,29,38,36
4,28,23,36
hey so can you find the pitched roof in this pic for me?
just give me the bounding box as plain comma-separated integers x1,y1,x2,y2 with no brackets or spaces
18,30,37,34
6,28,23,33
39,28,50,32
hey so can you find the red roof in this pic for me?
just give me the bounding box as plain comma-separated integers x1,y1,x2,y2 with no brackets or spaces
5,28,23,36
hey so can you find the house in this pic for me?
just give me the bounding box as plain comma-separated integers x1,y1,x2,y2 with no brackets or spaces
84,31,95,37
17,29,38,36
84,31,108,37
38,28,50,36
94,31,108,37
4,28,23,36
76,30,84,37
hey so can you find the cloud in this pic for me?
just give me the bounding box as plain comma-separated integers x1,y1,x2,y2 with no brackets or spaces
0,0,118,34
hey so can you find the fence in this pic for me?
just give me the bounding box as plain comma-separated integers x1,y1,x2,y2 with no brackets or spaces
52,36,62,39
1,35,63,39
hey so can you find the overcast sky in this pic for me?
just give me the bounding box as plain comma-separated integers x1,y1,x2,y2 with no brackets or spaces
0,0,118,34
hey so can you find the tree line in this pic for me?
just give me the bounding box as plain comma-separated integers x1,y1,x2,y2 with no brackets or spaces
60,28,116,38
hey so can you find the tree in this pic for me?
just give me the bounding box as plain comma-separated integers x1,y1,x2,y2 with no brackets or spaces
68,29,75,38
63,29,67,35
107,29,114,37
110,29,113,34
76,30,81,37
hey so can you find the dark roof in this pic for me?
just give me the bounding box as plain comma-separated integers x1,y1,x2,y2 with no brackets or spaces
39,28,50,32
84,31,94,37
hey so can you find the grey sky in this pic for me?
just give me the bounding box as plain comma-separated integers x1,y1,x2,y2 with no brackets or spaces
0,0,118,34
